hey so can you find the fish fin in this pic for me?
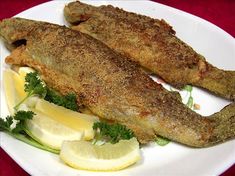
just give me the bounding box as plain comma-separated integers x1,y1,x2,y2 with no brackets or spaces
5,45,27,66
196,63,235,101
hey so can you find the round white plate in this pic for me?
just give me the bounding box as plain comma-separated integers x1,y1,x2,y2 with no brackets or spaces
1,1,234,176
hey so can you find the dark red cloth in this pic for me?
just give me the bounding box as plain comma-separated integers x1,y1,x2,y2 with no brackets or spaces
154,0,235,37
0,0,234,176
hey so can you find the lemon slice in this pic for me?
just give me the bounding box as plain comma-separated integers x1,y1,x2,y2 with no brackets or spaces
3,69,26,115
35,99,99,140
60,138,140,171
25,109,84,150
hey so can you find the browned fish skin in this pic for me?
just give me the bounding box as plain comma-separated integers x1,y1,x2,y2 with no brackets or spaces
64,1,235,101
0,18,234,147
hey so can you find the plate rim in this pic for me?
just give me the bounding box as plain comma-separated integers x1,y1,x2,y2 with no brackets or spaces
1,0,234,175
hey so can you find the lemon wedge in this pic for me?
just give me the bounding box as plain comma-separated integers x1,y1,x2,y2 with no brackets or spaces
35,99,99,140
25,109,84,150
60,138,140,171
3,67,35,114
3,69,26,115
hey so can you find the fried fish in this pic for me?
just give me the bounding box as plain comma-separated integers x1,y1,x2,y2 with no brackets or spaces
0,18,234,147
64,1,235,101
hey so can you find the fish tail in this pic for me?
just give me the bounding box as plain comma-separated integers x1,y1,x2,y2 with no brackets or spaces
158,103,235,148
209,103,235,145
196,64,235,101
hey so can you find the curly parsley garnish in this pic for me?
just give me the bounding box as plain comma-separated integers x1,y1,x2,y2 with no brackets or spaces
14,71,78,111
0,110,34,133
92,122,135,144
44,89,78,111
14,72,47,110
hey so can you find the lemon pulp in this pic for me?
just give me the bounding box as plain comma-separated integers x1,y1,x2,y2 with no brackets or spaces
60,138,140,171
3,69,26,115
35,99,99,140
25,109,83,150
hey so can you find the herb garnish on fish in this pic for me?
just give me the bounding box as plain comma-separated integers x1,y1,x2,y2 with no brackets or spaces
14,72,47,110
45,89,78,111
93,122,135,144
15,72,78,111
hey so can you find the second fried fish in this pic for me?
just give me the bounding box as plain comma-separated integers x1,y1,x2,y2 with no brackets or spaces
64,1,235,101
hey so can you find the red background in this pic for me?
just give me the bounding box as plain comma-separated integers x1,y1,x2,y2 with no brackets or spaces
0,0,234,176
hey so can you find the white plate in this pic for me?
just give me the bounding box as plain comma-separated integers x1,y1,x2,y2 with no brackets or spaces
1,0,235,175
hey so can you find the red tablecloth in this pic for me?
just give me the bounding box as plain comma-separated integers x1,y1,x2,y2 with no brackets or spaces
0,0,234,176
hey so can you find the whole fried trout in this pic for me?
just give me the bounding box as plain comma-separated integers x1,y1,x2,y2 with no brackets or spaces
64,1,235,101
0,18,234,147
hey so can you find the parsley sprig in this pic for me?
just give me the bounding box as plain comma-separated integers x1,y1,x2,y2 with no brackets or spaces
14,71,78,111
93,122,135,144
14,72,47,110
0,110,34,133
45,89,78,111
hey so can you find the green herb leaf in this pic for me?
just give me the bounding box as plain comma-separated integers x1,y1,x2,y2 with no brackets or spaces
11,121,25,133
1,111,35,134
63,93,78,111
24,72,47,96
0,116,13,132
186,96,194,109
14,72,47,110
93,122,135,144
155,136,170,146
44,89,78,111
183,85,193,92
11,111,35,133
14,110,35,121
15,72,78,111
